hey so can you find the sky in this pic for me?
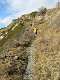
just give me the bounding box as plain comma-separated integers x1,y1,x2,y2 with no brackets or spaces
0,0,57,28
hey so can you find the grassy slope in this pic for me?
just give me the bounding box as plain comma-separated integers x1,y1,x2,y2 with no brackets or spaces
25,9,60,80
0,8,60,80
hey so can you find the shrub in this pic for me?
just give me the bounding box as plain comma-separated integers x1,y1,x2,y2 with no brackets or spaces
39,7,47,16
30,11,37,18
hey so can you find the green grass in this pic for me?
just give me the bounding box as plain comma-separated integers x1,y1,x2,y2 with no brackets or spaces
0,22,25,47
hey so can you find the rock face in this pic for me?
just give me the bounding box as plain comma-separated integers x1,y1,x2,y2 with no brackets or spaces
0,8,60,80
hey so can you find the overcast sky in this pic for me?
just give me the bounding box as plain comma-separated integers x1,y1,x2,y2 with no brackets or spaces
0,0,57,28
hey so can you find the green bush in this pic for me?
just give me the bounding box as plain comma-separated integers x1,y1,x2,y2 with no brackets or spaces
30,11,37,18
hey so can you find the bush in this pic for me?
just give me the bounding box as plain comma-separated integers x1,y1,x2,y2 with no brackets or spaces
39,7,47,16
30,11,37,18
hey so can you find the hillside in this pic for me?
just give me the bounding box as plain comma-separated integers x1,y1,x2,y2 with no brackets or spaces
0,8,60,80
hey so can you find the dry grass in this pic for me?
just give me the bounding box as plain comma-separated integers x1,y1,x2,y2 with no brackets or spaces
0,8,60,80
26,21,60,80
